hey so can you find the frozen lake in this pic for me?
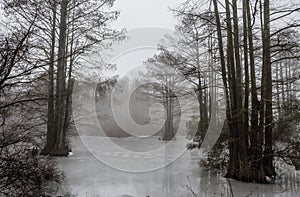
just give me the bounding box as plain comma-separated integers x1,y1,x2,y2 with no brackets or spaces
57,136,300,196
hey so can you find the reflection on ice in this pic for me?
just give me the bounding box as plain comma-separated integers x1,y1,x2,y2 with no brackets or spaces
56,137,300,197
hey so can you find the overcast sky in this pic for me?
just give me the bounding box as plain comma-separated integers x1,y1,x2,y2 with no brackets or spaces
108,0,300,77
107,0,185,77
112,0,184,30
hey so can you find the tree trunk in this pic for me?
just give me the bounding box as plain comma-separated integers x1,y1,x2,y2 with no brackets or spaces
63,5,76,147
232,0,250,181
263,0,276,177
212,0,239,179
51,0,69,156
246,0,260,181
243,0,250,149
41,1,57,155
257,0,268,183
223,0,240,179
163,80,174,141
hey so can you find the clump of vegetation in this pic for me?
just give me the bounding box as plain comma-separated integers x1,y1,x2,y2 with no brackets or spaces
0,145,64,196
198,148,228,172
0,84,64,196
274,97,300,171
185,114,229,171
0,104,64,196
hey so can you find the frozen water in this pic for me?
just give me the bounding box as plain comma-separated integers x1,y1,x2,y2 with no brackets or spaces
57,137,300,197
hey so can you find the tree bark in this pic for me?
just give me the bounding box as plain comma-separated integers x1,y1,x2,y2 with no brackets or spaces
263,0,276,177
63,3,76,146
243,0,250,149
212,0,239,179
41,0,57,155
232,0,250,181
51,0,69,156
246,0,260,181
224,0,239,179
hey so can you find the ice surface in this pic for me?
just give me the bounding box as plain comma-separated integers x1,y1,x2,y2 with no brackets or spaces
57,137,300,197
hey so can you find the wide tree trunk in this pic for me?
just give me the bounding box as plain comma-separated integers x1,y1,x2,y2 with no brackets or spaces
263,0,276,177
63,7,76,143
224,0,239,179
232,0,251,181
212,0,240,180
51,0,69,156
162,81,174,140
246,0,261,181
41,1,57,155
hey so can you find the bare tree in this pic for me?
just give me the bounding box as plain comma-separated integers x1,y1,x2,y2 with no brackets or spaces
176,0,300,183
3,0,123,155
0,20,63,196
